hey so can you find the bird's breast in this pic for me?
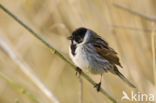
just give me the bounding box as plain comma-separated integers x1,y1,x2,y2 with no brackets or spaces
70,45,90,71
69,44,110,74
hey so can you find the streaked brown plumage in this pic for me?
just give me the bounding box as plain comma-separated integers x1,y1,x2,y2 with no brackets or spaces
68,27,136,91
92,37,123,68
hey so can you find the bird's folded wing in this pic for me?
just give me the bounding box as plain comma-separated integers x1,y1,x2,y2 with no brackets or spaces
92,38,123,68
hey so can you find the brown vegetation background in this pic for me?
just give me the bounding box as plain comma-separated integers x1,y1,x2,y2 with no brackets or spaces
0,0,155,103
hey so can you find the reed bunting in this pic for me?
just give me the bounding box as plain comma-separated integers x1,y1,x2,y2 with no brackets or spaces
67,27,136,91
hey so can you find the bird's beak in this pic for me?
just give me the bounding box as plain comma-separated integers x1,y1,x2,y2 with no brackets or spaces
67,36,73,40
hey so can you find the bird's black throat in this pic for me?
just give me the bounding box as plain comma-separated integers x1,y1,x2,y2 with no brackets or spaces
71,44,76,56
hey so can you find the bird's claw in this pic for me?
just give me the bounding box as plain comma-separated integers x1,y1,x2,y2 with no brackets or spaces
94,82,101,92
75,67,82,76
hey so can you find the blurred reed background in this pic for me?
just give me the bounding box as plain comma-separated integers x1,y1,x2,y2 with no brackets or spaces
0,0,155,103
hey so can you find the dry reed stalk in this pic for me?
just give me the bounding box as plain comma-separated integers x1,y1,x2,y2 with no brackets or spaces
0,72,40,103
110,24,156,32
78,77,83,103
0,3,119,103
114,2,156,22
0,35,60,103
151,23,156,87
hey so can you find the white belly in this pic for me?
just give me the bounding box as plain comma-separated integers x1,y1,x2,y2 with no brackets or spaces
69,45,111,74
70,46,90,72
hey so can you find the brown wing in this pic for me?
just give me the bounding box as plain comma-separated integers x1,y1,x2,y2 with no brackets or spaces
92,38,123,68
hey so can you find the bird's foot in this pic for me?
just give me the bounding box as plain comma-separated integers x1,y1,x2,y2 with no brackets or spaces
75,67,82,76
94,82,101,92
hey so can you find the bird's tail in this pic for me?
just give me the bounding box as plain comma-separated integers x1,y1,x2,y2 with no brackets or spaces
113,66,136,88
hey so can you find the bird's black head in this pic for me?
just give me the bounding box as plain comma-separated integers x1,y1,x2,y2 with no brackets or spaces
67,27,87,43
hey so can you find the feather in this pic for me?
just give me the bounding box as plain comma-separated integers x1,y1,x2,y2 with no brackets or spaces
113,65,136,88
91,37,123,68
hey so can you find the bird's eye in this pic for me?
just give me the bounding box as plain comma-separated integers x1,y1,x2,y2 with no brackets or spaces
75,37,83,43
78,38,82,43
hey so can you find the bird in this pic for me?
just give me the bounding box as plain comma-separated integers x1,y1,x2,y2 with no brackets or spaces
67,27,136,91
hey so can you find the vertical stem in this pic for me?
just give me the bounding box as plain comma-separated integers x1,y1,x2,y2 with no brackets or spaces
79,77,83,103
151,23,156,86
